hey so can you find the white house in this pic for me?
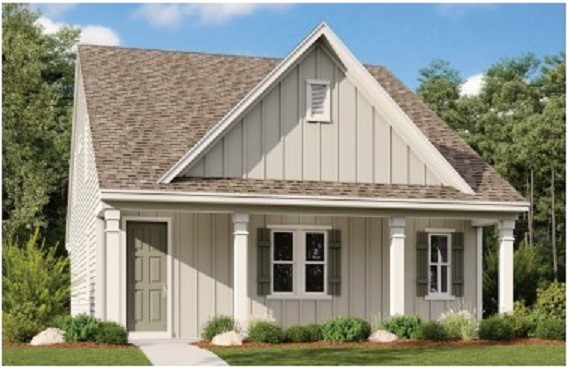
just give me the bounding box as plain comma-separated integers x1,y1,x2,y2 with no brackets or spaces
66,23,528,340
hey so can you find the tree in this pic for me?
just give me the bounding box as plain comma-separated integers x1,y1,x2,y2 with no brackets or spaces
2,4,79,247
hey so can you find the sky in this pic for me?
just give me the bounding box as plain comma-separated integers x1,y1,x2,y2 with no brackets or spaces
34,3,565,93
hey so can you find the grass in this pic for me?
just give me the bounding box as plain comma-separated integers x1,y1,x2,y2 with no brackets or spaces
211,344,566,365
2,345,151,366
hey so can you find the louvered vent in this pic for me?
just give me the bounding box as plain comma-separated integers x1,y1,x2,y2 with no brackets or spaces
306,80,331,122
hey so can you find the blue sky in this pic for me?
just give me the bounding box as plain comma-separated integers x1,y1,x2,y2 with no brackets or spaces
35,3,565,91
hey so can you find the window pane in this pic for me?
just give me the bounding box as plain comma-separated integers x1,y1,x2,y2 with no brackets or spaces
438,236,448,263
441,266,448,293
429,265,438,293
305,264,324,292
430,236,438,262
273,264,293,292
306,233,325,261
274,232,293,261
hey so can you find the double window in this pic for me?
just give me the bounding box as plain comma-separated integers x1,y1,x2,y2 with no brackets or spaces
428,233,451,296
272,229,327,296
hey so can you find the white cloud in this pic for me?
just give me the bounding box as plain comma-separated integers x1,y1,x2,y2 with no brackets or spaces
36,4,76,19
132,3,289,28
460,73,485,97
37,17,120,46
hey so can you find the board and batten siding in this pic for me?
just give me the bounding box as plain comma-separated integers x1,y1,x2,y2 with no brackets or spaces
68,67,101,316
119,211,478,339
182,44,442,186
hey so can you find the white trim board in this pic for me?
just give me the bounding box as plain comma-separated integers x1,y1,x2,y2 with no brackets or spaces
121,217,174,340
157,22,474,196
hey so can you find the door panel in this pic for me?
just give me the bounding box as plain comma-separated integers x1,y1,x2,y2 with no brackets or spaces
127,222,168,332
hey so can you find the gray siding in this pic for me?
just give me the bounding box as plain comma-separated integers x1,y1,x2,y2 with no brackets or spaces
183,44,443,186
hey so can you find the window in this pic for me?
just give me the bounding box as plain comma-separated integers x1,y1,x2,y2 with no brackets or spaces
306,80,331,122
428,233,451,295
271,229,327,296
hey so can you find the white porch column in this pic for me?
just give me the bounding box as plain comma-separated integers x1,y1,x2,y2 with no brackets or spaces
232,213,250,330
498,219,515,314
94,216,106,319
476,226,484,320
104,209,122,324
389,217,406,316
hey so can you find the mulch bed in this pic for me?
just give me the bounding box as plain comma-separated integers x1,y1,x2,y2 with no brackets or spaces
194,338,564,350
2,340,137,349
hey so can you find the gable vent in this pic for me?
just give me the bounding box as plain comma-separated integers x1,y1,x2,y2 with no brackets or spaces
306,79,331,122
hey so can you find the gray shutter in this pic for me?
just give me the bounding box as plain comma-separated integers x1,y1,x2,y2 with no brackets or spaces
328,229,342,296
416,232,429,297
452,232,464,297
257,228,271,296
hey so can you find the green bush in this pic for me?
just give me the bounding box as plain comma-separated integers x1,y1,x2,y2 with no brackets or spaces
51,314,101,342
385,315,423,339
248,320,285,343
478,315,514,341
417,321,451,341
503,302,533,338
201,315,236,341
438,309,478,340
2,230,70,342
284,325,311,343
533,318,566,340
535,282,566,320
322,317,371,342
305,324,323,341
527,312,549,337
94,322,128,344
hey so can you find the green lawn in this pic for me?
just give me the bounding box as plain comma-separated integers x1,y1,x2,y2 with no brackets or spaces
2,346,151,366
212,344,566,366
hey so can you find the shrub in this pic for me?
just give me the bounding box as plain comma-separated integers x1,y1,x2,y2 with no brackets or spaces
417,321,451,341
305,324,323,341
385,315,423,339
504,302,532,338
439,309,478,340
535,282,566,320
478,315,514,341
201,315,236,341
534,318,566,340
322,317,371,342
51,314,101,342
285,325,311,343
2,230,70,342
95,322,128,344
527,312,549,337
248,320,285,343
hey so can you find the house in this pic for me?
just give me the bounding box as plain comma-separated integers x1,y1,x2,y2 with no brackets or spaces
66,23,528,340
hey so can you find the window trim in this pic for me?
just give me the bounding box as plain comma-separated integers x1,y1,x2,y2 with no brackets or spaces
427,232,452,298
270,228,328,298
306,79,331,123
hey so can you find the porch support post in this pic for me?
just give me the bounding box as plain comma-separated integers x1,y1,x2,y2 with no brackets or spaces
95,216,106,319
104,209,122,324
389,217,406,316
476,226,483,320
498,219,515,314
232,213,250,330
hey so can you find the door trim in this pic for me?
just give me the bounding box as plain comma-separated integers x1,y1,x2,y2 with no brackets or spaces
122,217,173,340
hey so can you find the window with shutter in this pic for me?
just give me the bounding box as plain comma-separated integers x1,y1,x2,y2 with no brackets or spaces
306,80,331,122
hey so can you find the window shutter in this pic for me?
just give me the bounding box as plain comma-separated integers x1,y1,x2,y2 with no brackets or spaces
416,231,428,297
257,228,271,296
306,80,330,122
327,229,341,296
452,232,464,297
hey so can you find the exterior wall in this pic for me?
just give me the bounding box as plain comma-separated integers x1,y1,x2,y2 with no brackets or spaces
68,67,101,316
182,44,442,186
118,210,478,339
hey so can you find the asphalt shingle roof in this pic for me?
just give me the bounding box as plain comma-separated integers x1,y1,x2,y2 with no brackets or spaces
78,45,525,203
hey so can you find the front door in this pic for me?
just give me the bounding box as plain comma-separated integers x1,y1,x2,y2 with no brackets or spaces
127,222,168,332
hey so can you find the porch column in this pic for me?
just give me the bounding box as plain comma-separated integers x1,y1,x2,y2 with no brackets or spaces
389,217,406,316
104,209,122,324
476,226,483,320
498,219,515,314
232,213,250,330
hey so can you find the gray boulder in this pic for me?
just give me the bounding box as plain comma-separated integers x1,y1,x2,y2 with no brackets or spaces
368,330,398,343
30,328,66,346
211,331,244,346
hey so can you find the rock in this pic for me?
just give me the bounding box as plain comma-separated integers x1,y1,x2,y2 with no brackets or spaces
211,330,244,346
368,330,398,343
30,328,66,346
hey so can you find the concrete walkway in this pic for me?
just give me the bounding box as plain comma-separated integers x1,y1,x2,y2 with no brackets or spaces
133,340,227,366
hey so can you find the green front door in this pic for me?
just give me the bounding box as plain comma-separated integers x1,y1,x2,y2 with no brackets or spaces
127,222,168,332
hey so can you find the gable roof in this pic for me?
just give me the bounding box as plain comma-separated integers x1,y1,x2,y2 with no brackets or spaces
77,41,526,204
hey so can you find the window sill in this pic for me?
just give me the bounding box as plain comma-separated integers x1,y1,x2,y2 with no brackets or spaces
424,294,456,301
267,294,332,301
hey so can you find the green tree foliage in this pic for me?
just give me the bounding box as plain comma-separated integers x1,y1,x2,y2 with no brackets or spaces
2,4,79,248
